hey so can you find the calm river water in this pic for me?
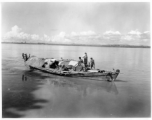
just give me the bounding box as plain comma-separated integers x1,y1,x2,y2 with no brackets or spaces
2,43,151,118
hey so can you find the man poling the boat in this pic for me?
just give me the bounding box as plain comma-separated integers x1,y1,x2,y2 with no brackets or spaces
82,52,88,71
83,52,88,67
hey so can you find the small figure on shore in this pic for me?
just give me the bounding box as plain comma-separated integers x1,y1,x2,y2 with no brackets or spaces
89,57,95,69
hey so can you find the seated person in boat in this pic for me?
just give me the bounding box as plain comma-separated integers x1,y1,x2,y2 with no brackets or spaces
72,64,83,72
89,57,95,69
78,57,83,64
72,59,85,72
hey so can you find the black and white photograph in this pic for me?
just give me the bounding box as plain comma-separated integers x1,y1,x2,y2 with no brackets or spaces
1,2,151,118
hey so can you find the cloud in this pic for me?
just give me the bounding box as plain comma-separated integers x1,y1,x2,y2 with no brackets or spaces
128,29,141,35
3,25,31,41
54,31,99,44
122,30,150,41
43,34,52,42
2,25,150,46
3,25,22,39
79,31,96,36
63,31,100,44
103,30,121,35
120,30,150,46
103,30,121,41
52,33,72,44
3,25,73,43
140,31,150,41
121,35,132,41
31,34,40,40
65,31,96,37
3,25,44,43
102,30,150,45
11,25,22,33
144,31,150,34
71,32,77,36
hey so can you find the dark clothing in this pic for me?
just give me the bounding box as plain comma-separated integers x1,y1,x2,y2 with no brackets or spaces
83,55,88,65
24,54,28,61
78,59,83,65
50,61,59,68
79,59,83,63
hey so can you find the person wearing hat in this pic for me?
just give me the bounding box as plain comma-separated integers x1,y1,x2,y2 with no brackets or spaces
89,57,95,69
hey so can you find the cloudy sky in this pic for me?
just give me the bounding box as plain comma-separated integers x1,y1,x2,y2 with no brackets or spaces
2,2,150,45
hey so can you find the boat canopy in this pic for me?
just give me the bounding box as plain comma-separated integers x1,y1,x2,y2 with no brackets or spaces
26,57,45,68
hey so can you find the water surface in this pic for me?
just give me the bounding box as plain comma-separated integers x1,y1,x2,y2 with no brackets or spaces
2,43,151,118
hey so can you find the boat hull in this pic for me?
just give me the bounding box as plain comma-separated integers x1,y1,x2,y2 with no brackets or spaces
29,65,120,82
24,56,120,82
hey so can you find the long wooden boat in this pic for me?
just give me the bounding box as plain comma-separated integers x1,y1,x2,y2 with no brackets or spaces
23,55,120,82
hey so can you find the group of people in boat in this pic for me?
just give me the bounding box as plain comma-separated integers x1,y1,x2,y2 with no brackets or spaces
78,52,95,70
22,52,95,72
56,52,95,72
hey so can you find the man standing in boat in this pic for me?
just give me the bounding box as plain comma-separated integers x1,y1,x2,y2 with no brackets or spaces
89,57,95,69
83,53,88,71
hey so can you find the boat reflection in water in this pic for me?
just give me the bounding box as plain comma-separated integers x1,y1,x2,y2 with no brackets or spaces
22,71,119,96
17,71,120,117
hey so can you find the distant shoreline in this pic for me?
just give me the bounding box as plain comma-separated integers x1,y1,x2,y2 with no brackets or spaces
1,42,150,48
